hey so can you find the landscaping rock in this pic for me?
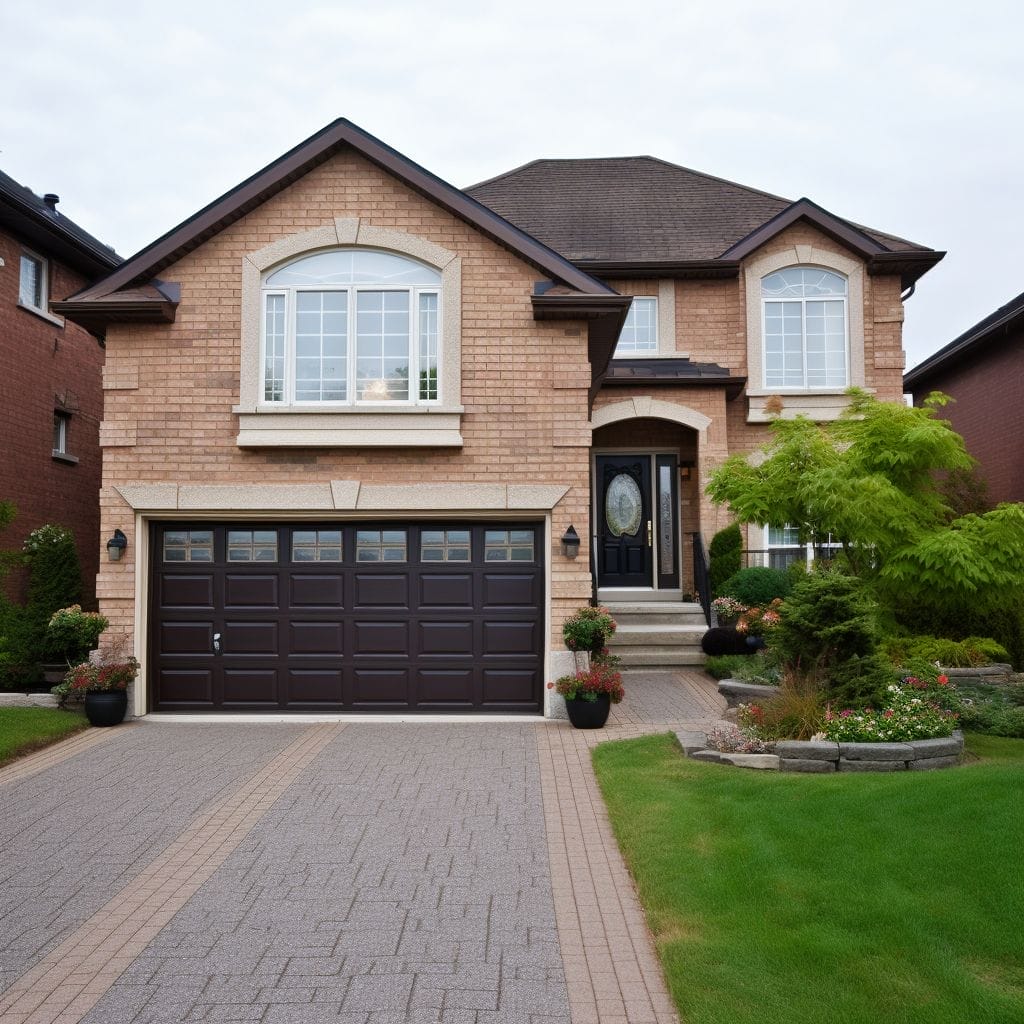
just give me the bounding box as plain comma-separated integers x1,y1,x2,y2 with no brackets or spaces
690,750,723,763
675,729,709,755
907,735,963,759
775,740,840,761
719,753,780,770
909,755,961,771
838,742,915,761
779,758,836,773
838,758,906,772
717,680,779,707
0,692,59,708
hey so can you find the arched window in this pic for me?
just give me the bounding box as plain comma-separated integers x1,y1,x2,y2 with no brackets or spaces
761,267,848,388
262,249,442,405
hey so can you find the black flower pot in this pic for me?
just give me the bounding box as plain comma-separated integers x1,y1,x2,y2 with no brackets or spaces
745,635,767,651
84,690,128,727
565,693,611,729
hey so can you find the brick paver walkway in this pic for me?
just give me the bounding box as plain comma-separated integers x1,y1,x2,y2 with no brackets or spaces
0,670,723,1024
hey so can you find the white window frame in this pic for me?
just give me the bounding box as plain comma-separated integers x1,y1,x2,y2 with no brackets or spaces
760,267,849,390
52,410,69,455
19,249,49,313
613,296,659,357
260,273,442,409
760,524,842,569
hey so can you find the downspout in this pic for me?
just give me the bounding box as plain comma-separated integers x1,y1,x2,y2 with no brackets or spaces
901,283,916,302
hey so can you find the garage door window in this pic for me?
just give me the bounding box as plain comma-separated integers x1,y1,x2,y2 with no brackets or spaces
163,529,214,562
421,529,471,562
485,529,534,562
356,529,407,562
227,530,278,562
292,529,343,562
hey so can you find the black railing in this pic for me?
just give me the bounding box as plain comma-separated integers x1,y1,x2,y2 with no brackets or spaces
690,532,712,624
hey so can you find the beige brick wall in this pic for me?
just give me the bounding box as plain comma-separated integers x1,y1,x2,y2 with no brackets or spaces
98,150,594,650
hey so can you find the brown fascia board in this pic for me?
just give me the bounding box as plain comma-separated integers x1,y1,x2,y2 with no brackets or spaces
904,290,1024,390
866,249,946,290
50,298,177,331
573,259,740,280
71,119,615,307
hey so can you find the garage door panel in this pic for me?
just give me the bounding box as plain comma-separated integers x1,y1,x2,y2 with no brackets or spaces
418,620,473,656
481,574,538,608
419,574,473,608
354,574,409,608
158,669,214,704
289,574,344,609
223,621,278,655
289,621,344,656
416,669,474,705
482,620,537,656
285,669,344,704
160,575,214,609
482,669,538,704
354,620,409,656
160,621,214,656
224,574,279,608
223,669,278,704
152,522,541,713
352,668,410,705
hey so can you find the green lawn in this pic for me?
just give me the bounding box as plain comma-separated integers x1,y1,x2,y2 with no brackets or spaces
592,732,1024,1024
0,707,88,766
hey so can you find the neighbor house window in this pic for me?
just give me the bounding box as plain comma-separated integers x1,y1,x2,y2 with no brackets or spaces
52,411,70,455
261,249,441,406
761,525,842,569
19,251,48,312
762,268,848,388
613,297,657,356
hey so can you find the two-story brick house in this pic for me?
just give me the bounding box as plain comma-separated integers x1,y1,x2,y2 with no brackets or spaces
0,170,121,604
55,120,942,717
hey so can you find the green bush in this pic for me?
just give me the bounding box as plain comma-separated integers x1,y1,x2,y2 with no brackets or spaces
44,605,108,664
708,523,742,598
704,654,754,680
720,566,792,606
19,525,82,666
884,634,1011,668
904,602,1024,670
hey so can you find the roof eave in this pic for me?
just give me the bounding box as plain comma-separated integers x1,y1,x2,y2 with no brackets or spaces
573,259,740,280
867,249,946,290
51,298,178,331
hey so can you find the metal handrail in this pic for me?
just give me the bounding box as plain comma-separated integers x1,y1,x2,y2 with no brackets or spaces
689,532,712,624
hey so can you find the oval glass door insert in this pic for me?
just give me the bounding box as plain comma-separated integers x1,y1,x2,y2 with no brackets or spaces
606,473,643,537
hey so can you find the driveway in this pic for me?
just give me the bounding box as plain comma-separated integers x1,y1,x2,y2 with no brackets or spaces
0,671,722,1024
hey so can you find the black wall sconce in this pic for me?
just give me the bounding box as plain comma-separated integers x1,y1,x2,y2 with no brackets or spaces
106,529,128,562
680,461,695,481
561,525,580,559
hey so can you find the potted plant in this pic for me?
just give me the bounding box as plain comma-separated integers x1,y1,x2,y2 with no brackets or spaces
711,596,748,629
44,605,108,670
58,638,139,727
562,605,617,655
548,661,625,729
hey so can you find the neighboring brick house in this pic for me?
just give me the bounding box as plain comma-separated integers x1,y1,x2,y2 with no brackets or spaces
904,291,1023,504
55,120,942,716
0,171,121,605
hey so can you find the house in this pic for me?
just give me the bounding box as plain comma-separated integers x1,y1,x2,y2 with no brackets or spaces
54,119,942,716
904,290,1023,504
0,171,121,604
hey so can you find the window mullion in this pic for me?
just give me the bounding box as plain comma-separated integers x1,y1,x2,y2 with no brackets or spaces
800,298,808,388
410,287,420,405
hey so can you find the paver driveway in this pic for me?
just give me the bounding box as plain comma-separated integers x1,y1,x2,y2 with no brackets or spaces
0,671,722,1024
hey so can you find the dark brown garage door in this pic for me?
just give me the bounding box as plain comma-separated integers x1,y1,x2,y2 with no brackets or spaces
150,522,544,713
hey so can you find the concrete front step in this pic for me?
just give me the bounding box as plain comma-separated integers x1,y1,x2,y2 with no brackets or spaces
615,646,706,666
605,603,708,627
609,624,707,646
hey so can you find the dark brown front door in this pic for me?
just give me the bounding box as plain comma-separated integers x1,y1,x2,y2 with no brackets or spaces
150,521,543,713
597,456,652,587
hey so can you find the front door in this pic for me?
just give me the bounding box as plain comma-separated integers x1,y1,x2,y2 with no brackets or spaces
597,456,652,587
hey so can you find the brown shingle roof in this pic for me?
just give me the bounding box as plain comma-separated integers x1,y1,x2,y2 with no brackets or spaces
467,156,929,264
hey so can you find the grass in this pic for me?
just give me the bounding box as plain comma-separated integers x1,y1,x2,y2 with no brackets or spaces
592,731,1024,1024
0,707,88,766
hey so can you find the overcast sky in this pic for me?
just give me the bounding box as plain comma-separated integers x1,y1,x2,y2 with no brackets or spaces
3,1,1021,369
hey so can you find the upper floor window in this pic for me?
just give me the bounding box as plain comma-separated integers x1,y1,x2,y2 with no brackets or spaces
762,268,848,388
613,297,657,357
261,249,441,406
19,251,48,313
52,411,70,455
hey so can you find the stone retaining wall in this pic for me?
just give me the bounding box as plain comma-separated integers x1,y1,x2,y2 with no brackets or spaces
0,692,59,708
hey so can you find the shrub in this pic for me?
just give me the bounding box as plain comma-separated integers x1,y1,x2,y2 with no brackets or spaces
562,606,617,652
720,567,792,606
884,633,1010,668
708,523,742,598
44,606,108,665
738,670,826,741
736,599,783,638
701,627,750,656
20,525,82,665
904,601,1024,670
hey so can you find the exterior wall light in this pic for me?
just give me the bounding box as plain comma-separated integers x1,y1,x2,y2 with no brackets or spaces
106,529,128,562
561,525,580,559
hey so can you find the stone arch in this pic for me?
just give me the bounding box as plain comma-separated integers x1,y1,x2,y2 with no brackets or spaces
590,397,711,439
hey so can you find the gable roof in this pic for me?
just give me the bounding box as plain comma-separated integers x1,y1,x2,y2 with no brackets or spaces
467,156,943,286
905,289,1024,390
62,119,615,315
0,169,121,278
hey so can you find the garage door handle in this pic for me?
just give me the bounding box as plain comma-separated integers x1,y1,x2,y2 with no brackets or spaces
213,632,221,653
